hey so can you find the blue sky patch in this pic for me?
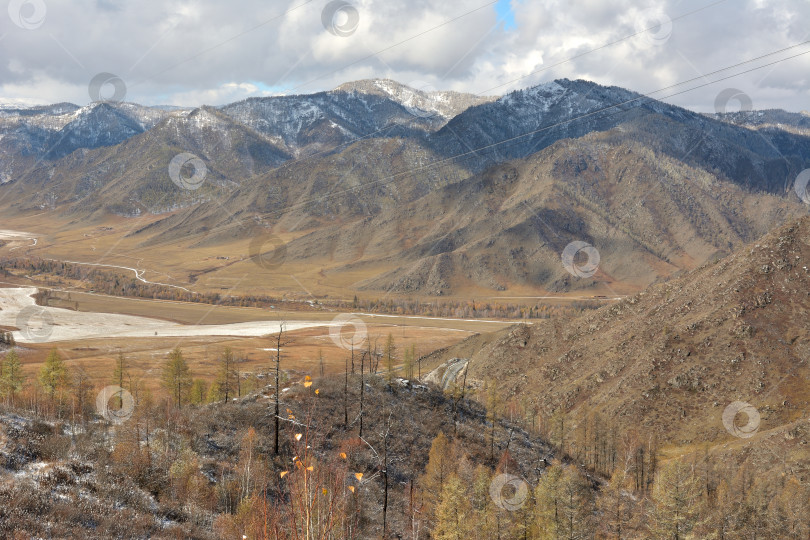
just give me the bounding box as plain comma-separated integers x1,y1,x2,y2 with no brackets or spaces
496,0,517,31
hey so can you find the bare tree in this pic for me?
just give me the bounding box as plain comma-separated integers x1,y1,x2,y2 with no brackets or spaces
359,413,395,539
112,351,128,408
359,350,367,437
318,348,325,378
271,323,290,455
216,347,237,403
381,413,393,537
344,351,349,426
383,333,396,381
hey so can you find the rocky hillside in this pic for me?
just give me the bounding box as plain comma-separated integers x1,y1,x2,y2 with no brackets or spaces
428,215,810,457
132,115,802,295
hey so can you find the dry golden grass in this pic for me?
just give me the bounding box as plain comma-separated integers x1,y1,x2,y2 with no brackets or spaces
0,211,621,302
0,211,574,400
14,321,469,395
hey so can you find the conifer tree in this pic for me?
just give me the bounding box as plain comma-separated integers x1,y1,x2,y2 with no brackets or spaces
535,461,564,539
1,348,25,402
650,460,704,539
161,347,192,408
111,351,128,409
433,473,474,540
190,379,208,405
216,347,237,403
420,431,455,526
38,348,67,398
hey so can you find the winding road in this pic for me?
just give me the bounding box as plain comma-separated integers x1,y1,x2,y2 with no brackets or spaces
44,258,194,293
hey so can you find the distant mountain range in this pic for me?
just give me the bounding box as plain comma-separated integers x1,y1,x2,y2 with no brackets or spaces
0,78,808,295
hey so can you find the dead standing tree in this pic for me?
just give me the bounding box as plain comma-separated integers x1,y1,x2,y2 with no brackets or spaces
271,322,292,455
359,350,368,438
359,412,396,538
341,325,367,430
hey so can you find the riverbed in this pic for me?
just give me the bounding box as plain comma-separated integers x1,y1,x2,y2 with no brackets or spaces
0,287,335,343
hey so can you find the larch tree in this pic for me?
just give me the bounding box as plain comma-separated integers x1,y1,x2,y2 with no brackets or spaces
772,475,810,539
72,367,93,422
432,473,474,540
403,344,414,379
344,350,349,426
705,478,737,538
470,464,497,539
550,408,568,455
161,347,192,408
190,379,208,405
359,350,367,437
38,348,67,400
1,348,25,403
597,459,636,539
216,346,237,403
556,464,595,539
650,460,704,540
111,351,129,409
317,348,325,378
420,431,456,527
206,380,222,403
535,460,564,539
485,380,500,459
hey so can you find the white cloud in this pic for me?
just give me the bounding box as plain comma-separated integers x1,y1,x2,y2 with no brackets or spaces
167,82,273,107
0,0,807,112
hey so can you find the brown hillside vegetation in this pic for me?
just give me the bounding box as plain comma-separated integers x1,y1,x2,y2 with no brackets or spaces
431,214,810,459
0,367,556,539
347,120,803,295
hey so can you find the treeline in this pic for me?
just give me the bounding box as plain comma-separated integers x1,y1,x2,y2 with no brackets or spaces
0,256,306,311
340,295,601,320
0,346,267,419
448,386,810,539
0,332,15,347
1,256,602,320
426,423,810,538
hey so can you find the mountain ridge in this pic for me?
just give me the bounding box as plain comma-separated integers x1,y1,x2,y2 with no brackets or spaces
1,78,808,296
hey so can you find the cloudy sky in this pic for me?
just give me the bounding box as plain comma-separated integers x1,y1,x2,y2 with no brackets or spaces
1,0,808,112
